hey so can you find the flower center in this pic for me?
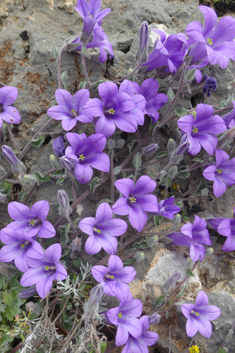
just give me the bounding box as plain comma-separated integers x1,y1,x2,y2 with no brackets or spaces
216,169,222,174
128,196,136,203
192,127,198,133
191,310,199,316
45,265,56,271
104,274,115,279
207,38,213,46
71,109,78,118
29,217,42,226
93,227,101,234
79,154,85,161
189,345,200,353
108,108,115,115
21,241,30,249
0,103,4,113
118,312,122,318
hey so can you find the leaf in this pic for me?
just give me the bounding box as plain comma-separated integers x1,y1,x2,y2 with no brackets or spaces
185,68,196,81
123,258,134,265
153,215,162,226
3,289,26,321
51,45,59,58
166,311,169,319
33,172,50,183
57,176,66,184
73,258,82,268
31,134,45,148
149,121,161,136
167,88,175,99
89,177,101,194
177,171,190,179
113,166,122,175
155,296,165,307
101,341,107,353
3,181,11,196
217,349,228,353
186,269,195,277
175,108,188,117
132,152,142,168
155,151,168,159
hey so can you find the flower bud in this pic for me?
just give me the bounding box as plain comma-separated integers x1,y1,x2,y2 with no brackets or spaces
80,16,96,46
2,145,18,166
136,21,149,65
26,302,43,315
60,156,74,173
167,139,176,154
172,214,181,228
205,247,214,258
203,75,217,97
134,251,145,262
167,166,178,179
88,284,103,307
57,189,72,218
23,174,39,186
53,136,65,157
163,270,181,292
147,235,158,247
18,286,37,299
225,329,234,343
0,192,7,204
50,154,61,170
141,143,159,157
71,237,82,253
148,312,161,325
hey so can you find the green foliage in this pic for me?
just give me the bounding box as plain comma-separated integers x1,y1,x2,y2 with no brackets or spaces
31,134,45,148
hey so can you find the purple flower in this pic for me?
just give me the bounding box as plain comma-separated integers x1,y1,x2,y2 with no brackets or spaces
72,22,113,63
106,292,143,346
88,81,143,137
92,255,136,301
6,201,56,238
203,75,217,97
80,16,97,46
74,0,111,25
152,196,180,220
79,203,127,254
122,315,159,353
168,215,212,262
136,21,149,65
2,145,19,167
0,227,44,272
216,210,235,251
186,6,235,69
120,79,168,124
65,132,110,184
47,89,98,131
142,31,187,74
181,291,221,338
203,149,235,197
222,101,235,129
112,176,159,232
20,244,67,298
177,104,227,156
53,136,65,157
0,86,21,128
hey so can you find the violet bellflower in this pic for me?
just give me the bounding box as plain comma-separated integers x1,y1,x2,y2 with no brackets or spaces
221,101,235,129
203,149,235,197
186,5,235,69
106,292,143,346
120,78,168,124
0,227,44,272
181,291,221,338
20,243,67,298
79,203,127,254
112,175,159,232
6,200,56,238
87,81,145,137
80,16,97,46
65,132,110,184
168,215,212,262
74,0,111,26
177,103,227,156
72,22,114,63
142,30,187,75
121,315,159,353
92,254,136,301
151,196,181,220
47,89,99,131
0,86,21,128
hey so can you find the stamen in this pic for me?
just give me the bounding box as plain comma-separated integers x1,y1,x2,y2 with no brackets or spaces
207,38,213,46
79,154,85,161
93,227,101,234
192,127,198,133
129,196,136,203
191,310,199,316
118,312,122,318
216,169,222,174
29,219,35,226
108,108,115,115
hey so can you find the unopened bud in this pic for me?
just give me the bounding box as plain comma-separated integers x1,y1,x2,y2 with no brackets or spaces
0,192,7,204
136,21,149,65
172,214,181,228
71,237,82,253
141,143,159,157
134,251,145,262
205,247,214,258
163,270,181,292
18,286,37,299
60,156,74,173
26,302,43,315
2,145,18,166
50,154,61,169
53,136,65,157
80,16,96,46
88,284,103,307
23,174,39,186
225,329,234,343
115,139,125,149
57,189,72,217
106,139,115,150
147,235,158,247
167,166,178,179
148,312,161,324
167,139,177,154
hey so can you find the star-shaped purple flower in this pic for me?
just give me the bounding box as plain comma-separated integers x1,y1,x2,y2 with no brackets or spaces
92,255,136,301
0,86,21,128
6,200,56,238
65,132,110,184
181,291,221,338
79,203,127,254
214,209,235,251
186,6,235,69
203,149,235,197
112,176,159,232
74,0,111,25
222,101,235,129
47,89,99,131
152,196,181,220
168,215,212,262
122,315,159,353
177,104,227,156
20,244,67,298
106,292,143,346
0,227,44,272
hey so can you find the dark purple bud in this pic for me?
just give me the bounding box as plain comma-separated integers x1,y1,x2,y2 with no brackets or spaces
141,143,159,156
136,21,149,65
18,286,37,299
88,284,103,307
80,16,96,46
2,145,18,167
148,312,161,325
163,270,181,292
53,136,65,157
175,135,188,155
60,156,74,173
203,75,217,97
